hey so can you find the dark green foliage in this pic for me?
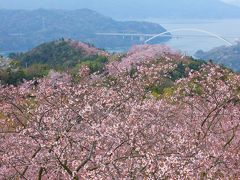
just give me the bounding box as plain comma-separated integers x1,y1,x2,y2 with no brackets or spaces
71,56,108,83
10,40,85,68
0,68,25,85
129,66,138,78
188,59,205,71
146,59,205,97
170,62,186,81
147,78,174,95
80,56,108,74
2,40,109,85
1,54,108,85
10,39,108,71
0,64,50,85
24,64,50,80
169,60,205,81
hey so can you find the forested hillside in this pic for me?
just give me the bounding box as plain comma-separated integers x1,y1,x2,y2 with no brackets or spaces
0,39,109,84
195,42,240,72
0,9,170,52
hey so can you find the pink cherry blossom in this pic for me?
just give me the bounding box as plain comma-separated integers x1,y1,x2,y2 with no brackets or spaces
0,46,239,179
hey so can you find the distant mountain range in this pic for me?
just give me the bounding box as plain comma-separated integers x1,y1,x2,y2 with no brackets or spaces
0,0,240,19
195,42,240,72
80,0,240,19
0,9,170,52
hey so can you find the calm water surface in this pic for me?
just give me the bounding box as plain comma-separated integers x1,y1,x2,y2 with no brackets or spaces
137,18,240,55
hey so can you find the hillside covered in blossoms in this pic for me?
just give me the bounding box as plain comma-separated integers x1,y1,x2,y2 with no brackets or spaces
0,44,239,179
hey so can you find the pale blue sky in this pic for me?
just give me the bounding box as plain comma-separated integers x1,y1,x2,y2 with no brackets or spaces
223,0,240,5
0,0,240,19
0,0,239,9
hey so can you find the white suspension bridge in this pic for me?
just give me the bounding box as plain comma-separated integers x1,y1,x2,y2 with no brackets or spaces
7,28,236,46
95,28,235,46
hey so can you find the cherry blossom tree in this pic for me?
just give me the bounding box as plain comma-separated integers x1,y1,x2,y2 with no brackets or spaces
0,47,239,179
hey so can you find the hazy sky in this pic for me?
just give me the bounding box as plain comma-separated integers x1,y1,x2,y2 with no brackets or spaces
0,0,239,9
223,0,240,5
0,0,240,19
